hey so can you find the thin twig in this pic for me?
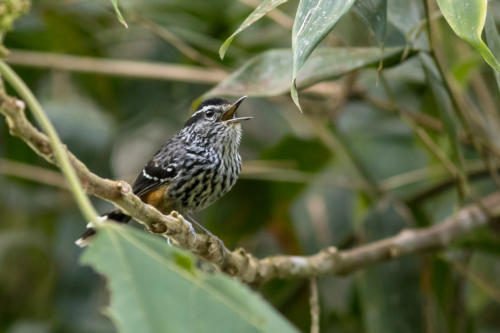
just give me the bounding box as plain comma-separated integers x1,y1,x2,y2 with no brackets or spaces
379,73,463,192
422,0,498,216
408,162,500,205
0,158,68,189
423,0,500,189
444,256,500,305
132,16,222,68
241,161,365,189
6,49,227,84
309,278,320,333
360,92,444,132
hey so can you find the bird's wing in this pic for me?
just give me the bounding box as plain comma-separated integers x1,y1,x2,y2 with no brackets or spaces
132,142,180,198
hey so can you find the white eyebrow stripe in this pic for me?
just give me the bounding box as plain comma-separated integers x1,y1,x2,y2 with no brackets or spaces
142,169,170,183
191,106,212,117
192,104,230,117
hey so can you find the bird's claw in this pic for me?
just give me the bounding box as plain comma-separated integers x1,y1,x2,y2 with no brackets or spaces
211,234,226,259
184,219,197,241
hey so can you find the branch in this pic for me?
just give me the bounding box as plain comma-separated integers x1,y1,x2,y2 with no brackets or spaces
6,49,227,84
309,278,320,333
0,158,68,189
132,16,222,68
5,49,342,97
2,75,500,285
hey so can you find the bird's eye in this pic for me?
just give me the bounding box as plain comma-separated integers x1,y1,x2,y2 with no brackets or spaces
205,109,215,119
165,166,176,178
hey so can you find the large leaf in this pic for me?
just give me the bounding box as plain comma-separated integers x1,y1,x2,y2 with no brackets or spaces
291,0,356,109
436,0,500,72
80,223,298,333
353,0,387,44
485,14,500,94
208,46,403,97
219,0,288,59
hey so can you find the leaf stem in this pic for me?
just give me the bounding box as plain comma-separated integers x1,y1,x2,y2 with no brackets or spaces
0,61,99,223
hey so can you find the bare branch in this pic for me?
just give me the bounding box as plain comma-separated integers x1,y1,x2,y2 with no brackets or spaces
5,49,342,97
309,278,320,333
132,16,222,68
0,158,68,189
2,78,500,285
6,49,227,84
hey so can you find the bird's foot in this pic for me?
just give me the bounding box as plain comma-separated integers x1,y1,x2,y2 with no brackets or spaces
184,214,226,258
183,219,197,241
211,234,227,259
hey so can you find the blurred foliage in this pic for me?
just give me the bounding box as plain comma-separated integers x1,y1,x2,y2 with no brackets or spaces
1,0,500,332
81,223,298,333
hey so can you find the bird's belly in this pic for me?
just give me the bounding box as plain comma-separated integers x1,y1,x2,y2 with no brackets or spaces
166,154,241,213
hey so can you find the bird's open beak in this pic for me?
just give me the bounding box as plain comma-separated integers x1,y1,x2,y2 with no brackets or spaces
221,96,251,123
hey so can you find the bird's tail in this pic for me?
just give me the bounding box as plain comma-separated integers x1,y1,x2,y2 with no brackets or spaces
75,209,131,247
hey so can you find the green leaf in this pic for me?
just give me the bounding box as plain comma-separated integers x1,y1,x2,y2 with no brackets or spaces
208,46,404,97
353,0,387,43
109,0,128,28
485,14,500,94
219,0,288,60
80,223,298,333
291,0,356,109
436,0,500,72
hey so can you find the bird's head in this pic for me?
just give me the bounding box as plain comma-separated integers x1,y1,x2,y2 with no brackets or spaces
182,96,250,144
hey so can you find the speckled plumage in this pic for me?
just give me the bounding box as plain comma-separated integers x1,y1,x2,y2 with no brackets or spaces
133,98,243,214
76,96,249,246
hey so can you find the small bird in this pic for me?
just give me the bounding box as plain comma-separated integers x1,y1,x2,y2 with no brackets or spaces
76,96,250,246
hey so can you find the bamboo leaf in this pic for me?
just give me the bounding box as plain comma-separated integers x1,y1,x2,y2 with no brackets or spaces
485,14,500,94
219,0,288,59
291,0,356,110
208,47,404,97
110,0,128,28
436,0,500,72
353,0,387,43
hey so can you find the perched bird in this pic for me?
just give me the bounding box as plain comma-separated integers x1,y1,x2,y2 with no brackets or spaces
76,96,250,246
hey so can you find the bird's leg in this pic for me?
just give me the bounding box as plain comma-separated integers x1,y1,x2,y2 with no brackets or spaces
185,214,211,234
185,214,226,258
182,217,197,241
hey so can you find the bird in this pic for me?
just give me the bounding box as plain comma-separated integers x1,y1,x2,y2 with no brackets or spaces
76,96,250,246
